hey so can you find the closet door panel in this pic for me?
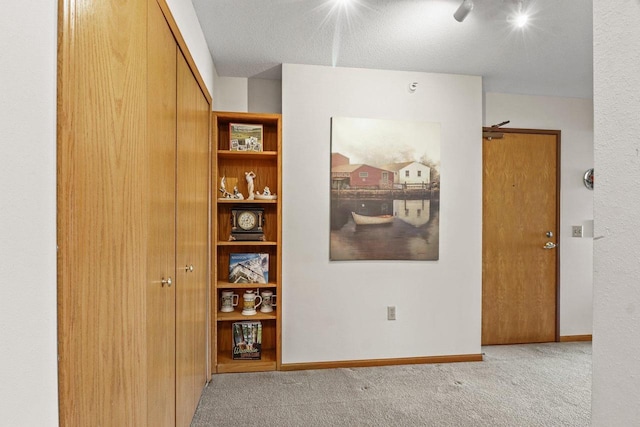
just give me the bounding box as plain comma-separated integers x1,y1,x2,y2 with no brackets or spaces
57,0,148,425
146,1,177,426
194,84,210,386
176,50,199,427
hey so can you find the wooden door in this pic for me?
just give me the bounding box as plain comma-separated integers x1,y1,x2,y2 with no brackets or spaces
482,129,559,345
147,1,177,425
176,49,209,427
176,50,197,427
57,0,149,425
194,77,210,386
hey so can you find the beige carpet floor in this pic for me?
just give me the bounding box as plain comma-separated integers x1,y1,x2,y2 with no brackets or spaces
192,342,591,426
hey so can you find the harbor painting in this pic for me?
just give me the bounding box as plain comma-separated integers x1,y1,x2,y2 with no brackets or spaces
330,117,440,261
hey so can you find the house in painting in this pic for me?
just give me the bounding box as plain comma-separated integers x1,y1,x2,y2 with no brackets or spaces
331,163,394,189
332,152,350,168
381,161,431,188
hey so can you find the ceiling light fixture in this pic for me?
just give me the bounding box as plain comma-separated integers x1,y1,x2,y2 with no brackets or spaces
512,0,530,28
453,0,474,23
515,13,528,27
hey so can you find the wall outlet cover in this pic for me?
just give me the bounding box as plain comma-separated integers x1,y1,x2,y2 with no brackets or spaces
572,225,583,238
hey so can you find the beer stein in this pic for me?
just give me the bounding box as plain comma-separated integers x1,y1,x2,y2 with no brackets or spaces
220,290,239,313
242,290,262,316
260,290,277,313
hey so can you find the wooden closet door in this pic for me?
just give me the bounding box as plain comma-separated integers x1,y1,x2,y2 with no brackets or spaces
57,0,148,425
194,73,210,387
147,1,177,426
176,49,209,427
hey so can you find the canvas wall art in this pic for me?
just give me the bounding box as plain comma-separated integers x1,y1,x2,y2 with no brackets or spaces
330,117,441,261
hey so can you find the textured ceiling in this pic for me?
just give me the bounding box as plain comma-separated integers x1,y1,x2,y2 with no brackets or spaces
192,0,593,98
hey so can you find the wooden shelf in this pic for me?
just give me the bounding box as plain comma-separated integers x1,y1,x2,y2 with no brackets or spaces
217,311,277,322
217,199,277,204
213,111,281,126
217,241,277,247
218,150,277,160
216,350,276,373
217,281,277,289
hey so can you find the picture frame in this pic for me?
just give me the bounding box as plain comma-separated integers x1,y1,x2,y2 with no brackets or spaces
229,123,263,152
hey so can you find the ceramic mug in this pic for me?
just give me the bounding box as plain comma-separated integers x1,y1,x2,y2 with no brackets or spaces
242,290,262,316
220,290,239,313
260,290,277,313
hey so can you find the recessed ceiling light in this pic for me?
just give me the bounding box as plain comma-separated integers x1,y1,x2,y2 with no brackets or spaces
515,12,529,27
511,0,530,28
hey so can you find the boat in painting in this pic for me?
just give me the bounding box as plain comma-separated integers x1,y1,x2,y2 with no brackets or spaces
351,211,394,226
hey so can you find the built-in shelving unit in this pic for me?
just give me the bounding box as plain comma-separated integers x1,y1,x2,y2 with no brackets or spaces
211,111,282,374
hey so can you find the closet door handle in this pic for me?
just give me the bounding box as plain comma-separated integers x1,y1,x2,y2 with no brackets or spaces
161,277,173,287
185,264,194,272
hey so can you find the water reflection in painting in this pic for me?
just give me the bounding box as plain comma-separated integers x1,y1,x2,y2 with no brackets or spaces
330,197,439,260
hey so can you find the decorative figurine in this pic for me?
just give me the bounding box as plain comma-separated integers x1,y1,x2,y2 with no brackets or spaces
255,185,277,200
232,186,244,200
245,171,256,200
219,176,232,199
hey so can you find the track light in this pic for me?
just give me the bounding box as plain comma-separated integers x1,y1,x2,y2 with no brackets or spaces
453,0,474,22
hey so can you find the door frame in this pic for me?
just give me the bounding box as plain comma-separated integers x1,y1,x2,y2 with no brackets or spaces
482,127,562,343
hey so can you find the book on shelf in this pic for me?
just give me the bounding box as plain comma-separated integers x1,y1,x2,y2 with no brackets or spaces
232,321,262,360
229,253,269,284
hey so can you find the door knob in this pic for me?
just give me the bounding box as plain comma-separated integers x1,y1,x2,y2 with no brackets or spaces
543,242,557,249
161,277,173,287
185,264,194,272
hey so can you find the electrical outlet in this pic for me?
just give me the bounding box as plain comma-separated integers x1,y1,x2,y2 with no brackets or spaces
387,306,396,320
572,225,583,238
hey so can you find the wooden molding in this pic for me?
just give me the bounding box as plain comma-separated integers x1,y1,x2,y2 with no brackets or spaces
559,335,592,342
280,354,483,372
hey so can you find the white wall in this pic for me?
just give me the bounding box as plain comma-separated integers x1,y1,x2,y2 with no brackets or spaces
166,0,215,97
485,93,594,336
592,1,640,425
249,78,282,114
213,77,282,113
0,1,215,424
0,2,58,425
282,64,482,363
214,76,249,112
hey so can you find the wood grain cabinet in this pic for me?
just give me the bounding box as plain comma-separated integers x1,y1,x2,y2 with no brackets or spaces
58,1,209,426
211,112,282,374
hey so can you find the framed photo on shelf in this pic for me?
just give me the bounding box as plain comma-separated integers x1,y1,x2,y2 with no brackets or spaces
230,123,263,152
